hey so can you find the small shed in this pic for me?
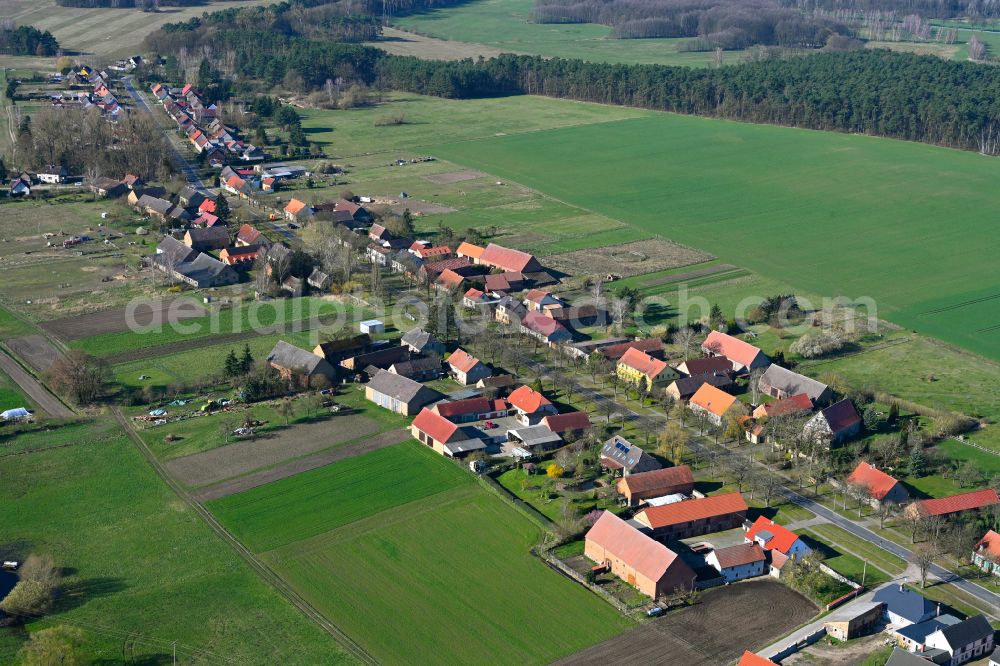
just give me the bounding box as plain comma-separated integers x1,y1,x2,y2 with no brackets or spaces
360,319,385,334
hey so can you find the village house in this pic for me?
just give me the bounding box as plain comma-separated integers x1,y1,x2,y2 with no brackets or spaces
705,543,766,583
307,268,331,291
846,462,910,506
520,311,572,346
541,411,591,439
495,296,527,325
219,244,261,266
410,408,488,458
401,328,445,357
585,511,696,598
507,385,557,425
616,465,695,506
312,335,372,365
477,374,515,395
972,530,1000,576
886,647,943,666
365,369,443,416
923,614,994,665
634,492,748,540
37,164,68,184
284,198,313,223
420,257,472,283
485,271,526,293
339,346,410,374
184,226,230,252
804,398,862,446
738,652,778,666
447,349,492,386
758,364,832,404
432,397,510,423
676,356,732,377
523,289,564,313
688,383,738,426
456,241,485,263
151,237,238,288
751,393,813,419
266,341,336,388
463,287,501,310
387,357,442,381
873,585,938,628
904,488,1000,521
479,243,542,274
435,269,467,292
824,602,885,641
666,373,735,403
600,436,662,476
893,613,962,653
617,346,678,392
507,425,563,451
368,223,391,242
366,243,393,266
89,177,126,198
409,243,452,261
236,223,266,247
991,647,1000,666
335,198,372,224
597,338,666,361
702,330,770,373
745,517,812,565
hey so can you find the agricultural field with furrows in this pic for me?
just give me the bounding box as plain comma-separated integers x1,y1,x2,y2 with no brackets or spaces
210,442,633,664
0,0,277,66
389,0,749,66
0,421,351,664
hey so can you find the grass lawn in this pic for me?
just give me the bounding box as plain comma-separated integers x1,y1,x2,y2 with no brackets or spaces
495,466,621,522
259,481,633,664
209,442,469,552
0,421,350,664
806,524,907,576
392,0,749,66
0,418,119,456
902,473,967,499
800,530,891,587
431,108,1000,362
72,297,352,357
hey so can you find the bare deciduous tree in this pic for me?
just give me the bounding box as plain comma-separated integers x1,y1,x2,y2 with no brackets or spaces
672,326,699,361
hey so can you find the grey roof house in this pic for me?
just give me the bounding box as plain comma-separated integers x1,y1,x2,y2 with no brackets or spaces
401,328,445,356
365,369,443,416
600,436,662,475
267,341,336,387
758,365,832,404
873,585,938,627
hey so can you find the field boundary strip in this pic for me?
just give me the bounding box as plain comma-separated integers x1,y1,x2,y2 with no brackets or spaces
110,407,378,665
918,292,1000,316
641,263,740,287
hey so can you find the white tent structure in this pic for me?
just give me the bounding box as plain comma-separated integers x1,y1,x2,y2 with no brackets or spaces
1,407,31,421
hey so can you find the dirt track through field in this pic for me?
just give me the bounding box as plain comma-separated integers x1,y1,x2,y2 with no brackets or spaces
642,263,740,287
555,580,816,666
7,334,61,373
40,299,207,341
192,428,410,502
165,415,382,489
0,350,73,418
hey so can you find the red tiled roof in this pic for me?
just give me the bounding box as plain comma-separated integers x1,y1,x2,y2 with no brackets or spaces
485,272,524,292
601,338,664,360
199,199,216,213
713,543,766,569
586,511,683,583
757,393,813,418
542,411,591,433
738,651,778,666
690,384,737,417
636,492,747,530
521,311,568,338
423,257,472,276
745,517,801,555
447,349,480,374
456,241,485,259
225,175,245,189
480,243,540,273
415,245,451,259
237,223,261,245
524,288,553,304
703,330,765,368
508,385,551,413
464,287,485,300
434,397,508,419
915,489,1000,517
411,408,458,443
285,198,309,215
680,356,732,376
975,530,1000,560
436,269,466,289
820,399,861,434
847,462,900,501
618,466,694,496
619,346,669,380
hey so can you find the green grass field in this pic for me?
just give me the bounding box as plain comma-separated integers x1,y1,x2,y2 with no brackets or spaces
800,530,891,587
806,524,907,575
211,441,633,664
208,442,469,551
391,0,748,66
430,109,1000,361
73,297,351,357
0,422,350,664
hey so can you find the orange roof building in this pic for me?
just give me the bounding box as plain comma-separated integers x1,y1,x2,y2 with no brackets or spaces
541,411,592,435
846,462,909,504
447,348,491,386
617,465,695,507
508,385,557,424
617,346,676,390
585,511,696,598
456,241,485,262
738,652,778,666
702,330,769,372
479,243,542,273
745,516,812,559
973,530,1000,575
635,492,748,539
410,408,487,458
688,383,738,426
905,489,1000,519
284,198,312,220
752,393,813,419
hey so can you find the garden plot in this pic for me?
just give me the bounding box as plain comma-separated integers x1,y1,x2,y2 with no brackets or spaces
40,299,206,341
545,239,714,279
7,334,61,373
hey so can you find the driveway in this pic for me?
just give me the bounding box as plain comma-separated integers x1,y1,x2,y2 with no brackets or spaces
0,351,73,418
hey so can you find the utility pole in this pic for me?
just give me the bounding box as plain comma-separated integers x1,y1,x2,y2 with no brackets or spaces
861,560,867,588
172,640,177,665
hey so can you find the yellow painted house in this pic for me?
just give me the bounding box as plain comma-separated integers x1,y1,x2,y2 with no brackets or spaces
616,347,678,392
